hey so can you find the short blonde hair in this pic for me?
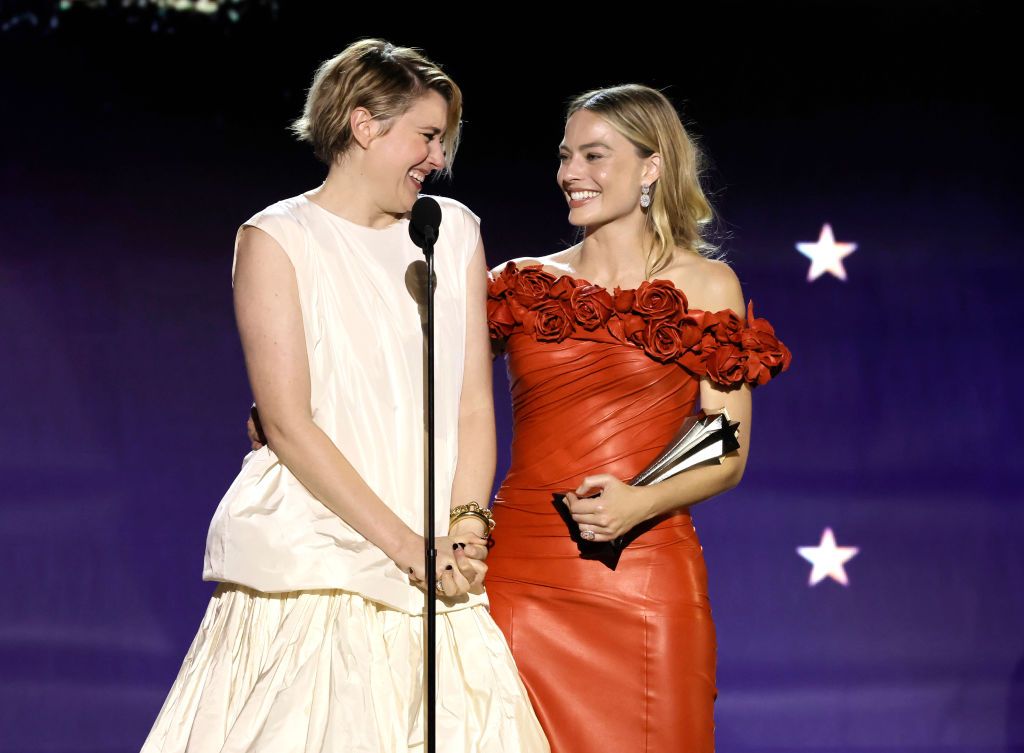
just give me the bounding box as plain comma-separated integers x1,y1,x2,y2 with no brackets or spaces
567,85,718,274
292,39,462,173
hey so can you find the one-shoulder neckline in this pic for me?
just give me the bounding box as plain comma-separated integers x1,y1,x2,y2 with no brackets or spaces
488,260,793,387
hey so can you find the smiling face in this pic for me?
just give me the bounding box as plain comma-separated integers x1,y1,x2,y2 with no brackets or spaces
362,89,449,215
557,109,658,229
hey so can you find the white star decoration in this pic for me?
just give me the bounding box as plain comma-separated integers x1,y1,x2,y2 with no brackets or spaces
797,527,859,587
796,223,857,282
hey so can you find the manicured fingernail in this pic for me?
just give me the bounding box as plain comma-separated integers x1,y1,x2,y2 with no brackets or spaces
445,565,453,570
452,543,459,550
457,543,466,549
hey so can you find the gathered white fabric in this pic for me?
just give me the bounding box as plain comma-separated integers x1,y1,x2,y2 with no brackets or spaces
140,585,548,753
203,194,485,615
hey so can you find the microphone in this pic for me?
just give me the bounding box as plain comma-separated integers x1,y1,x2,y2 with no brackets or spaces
409,196,442,254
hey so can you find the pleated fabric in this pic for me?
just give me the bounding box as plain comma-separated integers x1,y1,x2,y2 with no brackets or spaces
141,585,549,753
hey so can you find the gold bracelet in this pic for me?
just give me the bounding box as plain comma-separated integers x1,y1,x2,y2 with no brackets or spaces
451,511,494,534
449,502,495,533
449,501,492,521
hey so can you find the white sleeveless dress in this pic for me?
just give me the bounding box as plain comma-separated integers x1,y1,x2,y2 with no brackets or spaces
140,194,548,753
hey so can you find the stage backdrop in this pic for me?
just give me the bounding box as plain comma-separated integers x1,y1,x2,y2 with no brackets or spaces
1,4,1020,752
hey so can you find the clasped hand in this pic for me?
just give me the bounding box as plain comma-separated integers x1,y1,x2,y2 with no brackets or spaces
393,532,490,599
563,474,652,543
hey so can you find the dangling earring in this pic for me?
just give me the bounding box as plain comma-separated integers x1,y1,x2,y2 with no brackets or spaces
640,183,652,208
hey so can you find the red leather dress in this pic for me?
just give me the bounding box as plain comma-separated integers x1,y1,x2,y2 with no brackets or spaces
484,262,791,753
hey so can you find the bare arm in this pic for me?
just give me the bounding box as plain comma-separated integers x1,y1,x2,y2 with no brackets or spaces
233,226,425,574
636,381,751,515
448,237,496,558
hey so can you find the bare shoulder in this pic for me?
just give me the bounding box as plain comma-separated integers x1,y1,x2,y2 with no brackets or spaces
659,253,744,314
235,224,292,268
489,246,579,279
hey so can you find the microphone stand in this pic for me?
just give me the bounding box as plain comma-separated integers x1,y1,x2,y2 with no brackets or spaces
409,196,442,753
422,223,438,753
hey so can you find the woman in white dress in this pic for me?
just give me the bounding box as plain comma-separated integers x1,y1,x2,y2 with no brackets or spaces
140,39,548,753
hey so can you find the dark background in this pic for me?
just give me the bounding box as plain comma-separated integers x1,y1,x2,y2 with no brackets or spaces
1,2,1020,751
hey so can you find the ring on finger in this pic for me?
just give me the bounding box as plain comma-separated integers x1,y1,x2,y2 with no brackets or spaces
580,529,596,541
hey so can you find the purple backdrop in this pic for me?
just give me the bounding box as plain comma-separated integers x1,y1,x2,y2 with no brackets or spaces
1,4,1020,752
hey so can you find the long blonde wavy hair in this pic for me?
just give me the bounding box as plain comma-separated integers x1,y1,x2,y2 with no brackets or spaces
566,85,719,275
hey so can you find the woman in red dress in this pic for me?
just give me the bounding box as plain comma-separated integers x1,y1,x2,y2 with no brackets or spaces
480,85,791,752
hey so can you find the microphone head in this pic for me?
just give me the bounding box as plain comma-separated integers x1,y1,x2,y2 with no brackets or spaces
409,196,442,252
